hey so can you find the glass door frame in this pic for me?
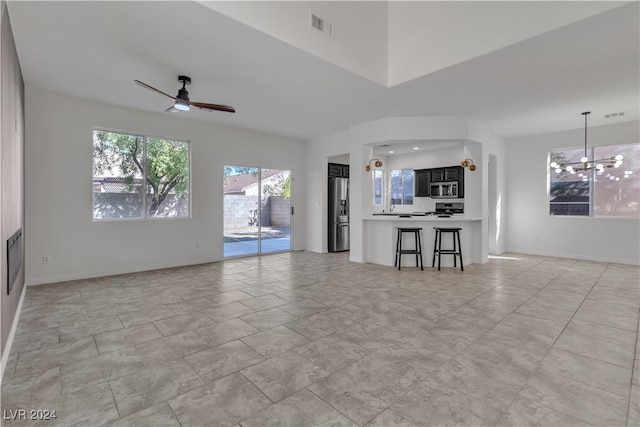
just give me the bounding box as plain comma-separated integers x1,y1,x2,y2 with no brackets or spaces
223,165,293,258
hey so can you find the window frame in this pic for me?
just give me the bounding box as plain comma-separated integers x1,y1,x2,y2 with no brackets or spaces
92,128,191,221
548,142,639,218
390,168,414,206
372,169,384,207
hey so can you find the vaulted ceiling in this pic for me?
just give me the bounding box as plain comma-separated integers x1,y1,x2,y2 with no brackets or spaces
6,1,639,140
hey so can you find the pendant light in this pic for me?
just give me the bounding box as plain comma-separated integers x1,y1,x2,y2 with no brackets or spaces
549,112,623,174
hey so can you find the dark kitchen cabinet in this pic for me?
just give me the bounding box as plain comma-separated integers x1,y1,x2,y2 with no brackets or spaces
431,166,460,182
416,166,464,198
431,168,445,182
328,163,349,178
444,167,460,181
415,169,431,197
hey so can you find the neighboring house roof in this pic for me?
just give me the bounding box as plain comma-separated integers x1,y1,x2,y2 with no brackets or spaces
94,177,144,193
223,170,282,193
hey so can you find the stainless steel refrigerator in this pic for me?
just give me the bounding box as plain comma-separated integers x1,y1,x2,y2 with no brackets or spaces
328,177,349,252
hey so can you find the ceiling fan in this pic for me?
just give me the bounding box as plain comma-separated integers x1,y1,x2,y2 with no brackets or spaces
134,75,235,113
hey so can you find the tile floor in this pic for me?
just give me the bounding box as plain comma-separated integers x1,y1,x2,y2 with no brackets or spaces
1,251,638,427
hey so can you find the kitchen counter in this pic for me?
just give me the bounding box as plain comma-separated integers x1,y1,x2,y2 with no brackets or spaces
363,215,483,268
368,214,482,221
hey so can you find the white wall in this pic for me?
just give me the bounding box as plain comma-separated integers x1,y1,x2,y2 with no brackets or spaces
206,1,388,86
305,129,350,253
380,145,466,215
305,116,502,265
25,86,306,285
386,1,623,86
506,120,639,264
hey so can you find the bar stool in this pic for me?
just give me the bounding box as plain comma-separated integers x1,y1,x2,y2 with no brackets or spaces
432,227,463,271
395,227,424,271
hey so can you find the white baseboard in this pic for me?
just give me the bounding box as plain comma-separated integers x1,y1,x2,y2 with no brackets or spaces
507,248,640,266
0,283,27,381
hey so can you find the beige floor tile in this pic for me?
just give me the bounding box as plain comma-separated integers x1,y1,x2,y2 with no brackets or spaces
184,340,264,383
60,346,146,393
117,307,175,328
308,351,425,426
195,318,259,346
539,348,632,397
208,289,253,305
390,377,503,426
554,329,635,369
573,307,638,331
278,298,329,317
14,336,98,378
9,327,60,355
520,366,628,426
105,403,180,427
240,294,290,311
152,312,215,336
481,322,556,356
94,323,163,354
4,252,638,427
241,351,328,402
241,325,309,358
240,389,357,427
629,384,639,427
135,331,209,366
294,334,370,372
497,395,593,426
168,373,271,427
241,307,298,330
201,301,256,322
564,319,636,348
1,366,61,408
365,409,417,427
515,301,575,323
58,316,124,343
110,358,204,417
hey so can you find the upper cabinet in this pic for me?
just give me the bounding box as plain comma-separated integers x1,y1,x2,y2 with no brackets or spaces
415,169,431,197
415,166,464,198
431,166,460,182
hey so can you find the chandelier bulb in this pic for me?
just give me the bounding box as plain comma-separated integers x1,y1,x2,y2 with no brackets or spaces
580,156,588,163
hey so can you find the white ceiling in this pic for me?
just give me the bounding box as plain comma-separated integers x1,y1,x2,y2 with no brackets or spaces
6,1,639,141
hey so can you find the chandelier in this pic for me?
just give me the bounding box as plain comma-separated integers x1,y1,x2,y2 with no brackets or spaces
549,112,622,174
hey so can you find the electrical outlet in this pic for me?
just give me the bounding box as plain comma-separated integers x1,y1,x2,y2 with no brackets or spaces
42,256,50,264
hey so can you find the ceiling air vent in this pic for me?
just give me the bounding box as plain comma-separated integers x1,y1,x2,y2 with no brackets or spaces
604,112,625,119
310,11,334,38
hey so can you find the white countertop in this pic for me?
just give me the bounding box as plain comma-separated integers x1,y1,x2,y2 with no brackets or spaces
364,215,482,221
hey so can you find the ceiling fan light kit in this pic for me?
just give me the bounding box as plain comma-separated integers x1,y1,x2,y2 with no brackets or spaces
134,75,235,114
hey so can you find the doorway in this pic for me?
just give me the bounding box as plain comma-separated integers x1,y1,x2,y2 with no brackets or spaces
223,166,292,257
488,154,500,255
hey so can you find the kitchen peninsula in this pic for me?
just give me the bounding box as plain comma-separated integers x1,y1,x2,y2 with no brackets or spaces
364,214,482,268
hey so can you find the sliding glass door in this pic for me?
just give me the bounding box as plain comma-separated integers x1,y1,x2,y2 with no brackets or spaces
223,166,292,258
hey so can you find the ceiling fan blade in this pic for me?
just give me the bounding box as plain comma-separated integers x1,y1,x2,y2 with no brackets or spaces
190,101,235,113
134,80,177,101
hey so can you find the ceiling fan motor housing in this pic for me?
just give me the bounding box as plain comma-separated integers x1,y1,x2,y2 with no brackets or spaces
177,76,191,101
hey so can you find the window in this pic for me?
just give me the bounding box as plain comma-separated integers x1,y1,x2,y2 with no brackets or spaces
93,129,190,219
549,143,639,217
390,169,413,205
372,169,384,206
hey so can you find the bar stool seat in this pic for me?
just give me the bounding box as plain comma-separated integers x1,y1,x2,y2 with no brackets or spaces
432,227,463,271
395,227,423,271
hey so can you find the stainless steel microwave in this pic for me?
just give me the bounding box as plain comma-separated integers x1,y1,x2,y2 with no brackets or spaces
430,182,458,198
